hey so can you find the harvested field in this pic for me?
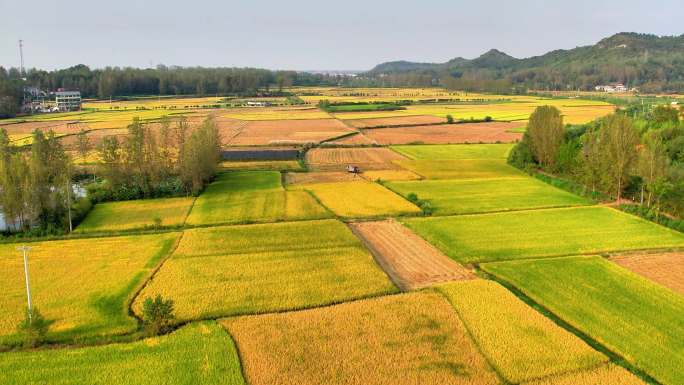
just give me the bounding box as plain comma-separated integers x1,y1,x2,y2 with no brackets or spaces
218,107,330,120
221,160,303,171
221,292,499,385
306,147,407,171
0,120,84,135
329,131,376,145
226,119,354,145
135,220,397,320
285,171,357,185
362,122,524,145
611,252,684,295
349,220,473,290
300,180,422,218
59,128,129,150
345,115,447,128
438,280,607,383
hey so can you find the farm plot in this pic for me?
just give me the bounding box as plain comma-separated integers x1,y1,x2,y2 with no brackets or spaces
285,171,357,185
523,364,645,385
329,131,376,145
0,322,246,385
298,180,422,218
391,143,514,160
185,171,330,225
226,119,354,145
218,107,330,120
363,122,524,145
362,169,421,181
350,220,473,290
0,233,178,345
344,114,447,128
403,206,684,264
395,159,525,179
221,292,498,385
306,147,408,171
76,197,195,233
482,256,684,385
386,177,590,215
221,160,303,171
134,220,397,320
437,280,607,383
611,252,684,295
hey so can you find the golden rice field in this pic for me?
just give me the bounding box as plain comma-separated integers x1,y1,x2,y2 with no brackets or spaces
134,220,397,321
221,292,498,385
75,197,196,233
362,169,422,181
0,233,178,345
437,280,607,383
0,322,247,385
296,180,422,218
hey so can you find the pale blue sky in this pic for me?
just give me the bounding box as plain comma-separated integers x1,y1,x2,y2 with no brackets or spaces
1,0,682,71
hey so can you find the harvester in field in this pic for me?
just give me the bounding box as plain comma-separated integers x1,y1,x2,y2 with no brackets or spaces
346,165,361,175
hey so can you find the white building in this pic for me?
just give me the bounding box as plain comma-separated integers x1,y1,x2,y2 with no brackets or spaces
55,91,82,111
595,83,629,93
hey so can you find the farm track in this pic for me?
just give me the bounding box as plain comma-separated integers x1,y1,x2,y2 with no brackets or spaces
349,220,474,290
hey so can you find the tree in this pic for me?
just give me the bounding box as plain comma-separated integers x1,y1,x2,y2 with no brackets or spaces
637,132,669,206
16,307,50,347
76,129,90,163
651,105,680,125
600,114,640,202
577,129,605,194
526,106,564,168
142,295,175,336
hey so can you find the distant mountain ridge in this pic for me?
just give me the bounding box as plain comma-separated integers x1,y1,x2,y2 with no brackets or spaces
368,33,684,92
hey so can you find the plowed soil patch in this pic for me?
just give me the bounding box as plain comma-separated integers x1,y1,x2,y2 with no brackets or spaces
330,132,376,145
345,115,446,129
306,147,407,171
611,252,684,295
363,122,524,145
350,220,474,290
0,120,82,135
285,172,358,185
227,119,354,145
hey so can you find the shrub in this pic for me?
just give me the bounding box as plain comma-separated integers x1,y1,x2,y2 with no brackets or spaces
446,114,454,124
142,295,175,336
16,308,50,348
406,193,418,203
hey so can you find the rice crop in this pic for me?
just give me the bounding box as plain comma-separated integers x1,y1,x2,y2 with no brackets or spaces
75,197,195,232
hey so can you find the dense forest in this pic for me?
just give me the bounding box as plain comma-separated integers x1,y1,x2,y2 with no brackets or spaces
368,33,684,93
508,104,684,225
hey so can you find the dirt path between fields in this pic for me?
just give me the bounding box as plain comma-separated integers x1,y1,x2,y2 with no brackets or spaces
349,219,474,291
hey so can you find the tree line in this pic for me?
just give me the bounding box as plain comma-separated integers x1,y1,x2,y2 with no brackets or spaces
0,65,346,118
509,104,684,221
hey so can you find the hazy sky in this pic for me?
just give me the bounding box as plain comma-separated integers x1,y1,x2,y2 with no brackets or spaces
1,0,682,71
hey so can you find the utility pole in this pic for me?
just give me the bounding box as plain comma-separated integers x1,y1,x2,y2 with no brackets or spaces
18,40,25,79
16,246,33,321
